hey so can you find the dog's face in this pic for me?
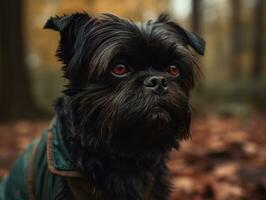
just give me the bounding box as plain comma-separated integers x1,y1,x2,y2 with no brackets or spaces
45,13,205,156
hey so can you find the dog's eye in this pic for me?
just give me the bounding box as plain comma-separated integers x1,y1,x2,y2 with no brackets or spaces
167,64,180,77
111,64,128,77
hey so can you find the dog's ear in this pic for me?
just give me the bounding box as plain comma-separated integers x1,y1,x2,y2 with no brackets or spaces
44,13,91,60
157,13,206,56
44,12,91,35
44,13,92,80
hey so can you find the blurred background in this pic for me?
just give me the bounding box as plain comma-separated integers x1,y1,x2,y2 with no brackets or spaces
0,0,265,199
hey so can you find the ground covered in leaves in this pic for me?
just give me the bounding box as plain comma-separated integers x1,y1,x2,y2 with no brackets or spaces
0,115,266,200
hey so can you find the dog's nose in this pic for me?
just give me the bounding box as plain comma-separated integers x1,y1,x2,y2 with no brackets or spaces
144,76,168,95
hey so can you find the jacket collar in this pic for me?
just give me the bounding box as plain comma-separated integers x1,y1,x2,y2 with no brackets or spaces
47,117,84,178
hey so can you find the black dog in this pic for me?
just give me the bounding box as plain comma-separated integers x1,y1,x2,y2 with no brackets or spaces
0,13,205,200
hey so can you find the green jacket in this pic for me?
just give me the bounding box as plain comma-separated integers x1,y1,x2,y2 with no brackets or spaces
0,118,96,200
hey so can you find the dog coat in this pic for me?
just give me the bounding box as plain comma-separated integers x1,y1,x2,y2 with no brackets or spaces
0,118,100,200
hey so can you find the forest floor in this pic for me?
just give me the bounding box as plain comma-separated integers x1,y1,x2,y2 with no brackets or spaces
0,115,266,200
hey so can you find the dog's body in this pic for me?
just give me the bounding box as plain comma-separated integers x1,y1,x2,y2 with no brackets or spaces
0,13,205,200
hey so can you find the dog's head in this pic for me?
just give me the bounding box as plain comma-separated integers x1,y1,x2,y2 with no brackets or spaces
45,12,205,156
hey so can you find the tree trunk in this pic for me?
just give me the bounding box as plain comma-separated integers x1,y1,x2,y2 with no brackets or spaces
0,0,40,121
251,0,265,79
192,0,202,34
230,0,242,79
191,0,204,91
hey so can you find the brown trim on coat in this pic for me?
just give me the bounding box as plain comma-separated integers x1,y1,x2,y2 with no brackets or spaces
47,129,84,178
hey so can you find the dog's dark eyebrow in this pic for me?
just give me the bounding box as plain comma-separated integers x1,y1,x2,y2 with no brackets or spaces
81,14,197,82
84,17,140,80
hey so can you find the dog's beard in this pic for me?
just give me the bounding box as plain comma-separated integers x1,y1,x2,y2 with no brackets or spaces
67,79,191,157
